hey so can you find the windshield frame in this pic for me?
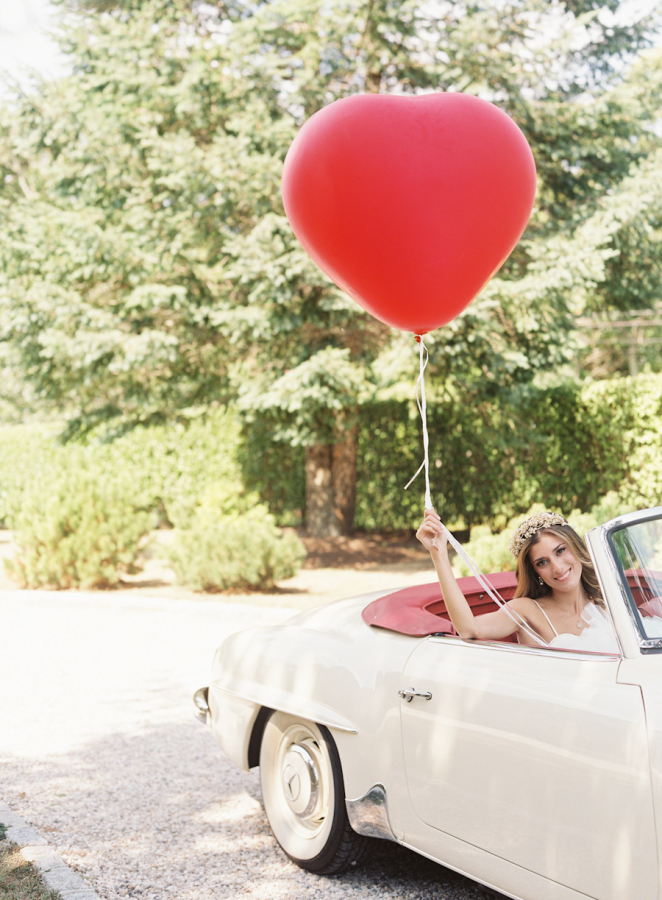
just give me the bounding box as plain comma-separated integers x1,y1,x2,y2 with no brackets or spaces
591,507,662,653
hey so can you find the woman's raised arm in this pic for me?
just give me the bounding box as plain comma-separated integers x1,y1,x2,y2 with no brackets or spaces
416,509,520,641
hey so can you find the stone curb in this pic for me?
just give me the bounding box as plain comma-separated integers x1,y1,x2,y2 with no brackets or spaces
0,801,100,899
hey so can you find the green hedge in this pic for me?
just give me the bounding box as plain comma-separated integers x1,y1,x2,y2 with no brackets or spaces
355,397,525,530
0,408,251,529
249,374,662,531
0,409,267,589
1,375,661,555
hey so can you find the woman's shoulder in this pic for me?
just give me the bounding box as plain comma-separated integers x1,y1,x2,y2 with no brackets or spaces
503,595,551,643
506,595,541,612
506,595,552,626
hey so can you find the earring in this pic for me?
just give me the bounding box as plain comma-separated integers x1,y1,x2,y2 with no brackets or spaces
538,577,544,585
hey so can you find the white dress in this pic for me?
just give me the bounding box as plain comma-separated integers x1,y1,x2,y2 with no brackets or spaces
532,601,620,654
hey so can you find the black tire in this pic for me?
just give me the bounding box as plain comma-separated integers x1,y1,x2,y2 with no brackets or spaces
259,710,367,874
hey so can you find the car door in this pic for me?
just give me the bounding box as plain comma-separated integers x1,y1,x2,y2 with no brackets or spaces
400,637,657,900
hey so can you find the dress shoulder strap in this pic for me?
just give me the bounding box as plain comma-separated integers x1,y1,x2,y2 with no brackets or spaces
532,599,558,637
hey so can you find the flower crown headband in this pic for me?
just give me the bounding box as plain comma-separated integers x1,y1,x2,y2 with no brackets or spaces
508,511,568,559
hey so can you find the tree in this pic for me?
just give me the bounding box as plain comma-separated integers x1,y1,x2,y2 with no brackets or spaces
216,0,662,530
0,0,660,534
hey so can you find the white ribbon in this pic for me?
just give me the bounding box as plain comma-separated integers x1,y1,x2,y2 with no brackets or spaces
404,335,547,646
441,524,547,646
404,335,432,509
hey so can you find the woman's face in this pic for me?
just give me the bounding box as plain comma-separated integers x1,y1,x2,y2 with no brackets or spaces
528,531,583,593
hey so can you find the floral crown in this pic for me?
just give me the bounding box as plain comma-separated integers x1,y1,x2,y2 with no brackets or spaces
509,511,568,559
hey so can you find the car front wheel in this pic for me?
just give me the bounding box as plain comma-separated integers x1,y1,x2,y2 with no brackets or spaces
259,710,366,874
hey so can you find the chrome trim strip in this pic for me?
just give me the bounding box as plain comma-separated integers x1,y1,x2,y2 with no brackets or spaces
640,638,662,650
428,634,619,661
346,783,396,842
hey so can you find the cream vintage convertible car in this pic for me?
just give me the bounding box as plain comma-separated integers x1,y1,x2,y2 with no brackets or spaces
194,507,662,900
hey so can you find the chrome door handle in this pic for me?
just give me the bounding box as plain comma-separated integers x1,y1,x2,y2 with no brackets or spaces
398,688,432,702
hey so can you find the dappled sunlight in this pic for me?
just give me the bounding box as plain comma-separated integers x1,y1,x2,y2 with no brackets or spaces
0,589,293,759
401,638,655,900
194,792,262,826
0,716,498,899
0,587,499,899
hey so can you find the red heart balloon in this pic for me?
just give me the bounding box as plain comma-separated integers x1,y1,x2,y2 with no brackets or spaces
282,92,536,334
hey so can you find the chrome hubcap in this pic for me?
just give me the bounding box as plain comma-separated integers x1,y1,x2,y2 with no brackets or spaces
281,742,320,819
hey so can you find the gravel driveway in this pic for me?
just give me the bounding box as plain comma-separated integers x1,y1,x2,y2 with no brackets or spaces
0,586,500,900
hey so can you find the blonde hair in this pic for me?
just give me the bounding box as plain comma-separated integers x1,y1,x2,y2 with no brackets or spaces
513,523,604,607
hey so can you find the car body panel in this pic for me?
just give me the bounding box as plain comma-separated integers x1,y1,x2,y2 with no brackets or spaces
401,636,656,900
209,688,261,772
397,826,613,900
209,592,421,778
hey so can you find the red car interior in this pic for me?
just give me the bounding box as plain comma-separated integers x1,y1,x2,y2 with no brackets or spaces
363,570,662,638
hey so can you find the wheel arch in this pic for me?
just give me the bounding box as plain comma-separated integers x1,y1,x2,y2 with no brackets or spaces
209,681,358,772
247,705,273,769
246,703,356,770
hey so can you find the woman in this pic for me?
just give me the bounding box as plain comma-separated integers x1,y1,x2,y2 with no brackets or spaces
416,508,618,651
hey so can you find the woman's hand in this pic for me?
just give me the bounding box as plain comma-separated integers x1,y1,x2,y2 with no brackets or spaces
416,508,448,555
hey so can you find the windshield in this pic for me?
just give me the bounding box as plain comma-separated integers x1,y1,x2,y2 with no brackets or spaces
610,515,662,641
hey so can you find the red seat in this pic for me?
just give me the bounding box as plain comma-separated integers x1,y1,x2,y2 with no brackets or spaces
362,571,518,639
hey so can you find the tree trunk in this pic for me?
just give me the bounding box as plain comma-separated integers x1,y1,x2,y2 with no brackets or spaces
332,424,357,533
305,422,358,537
305,443,337,537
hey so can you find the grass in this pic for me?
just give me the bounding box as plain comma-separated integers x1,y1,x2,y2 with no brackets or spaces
0,839,61,900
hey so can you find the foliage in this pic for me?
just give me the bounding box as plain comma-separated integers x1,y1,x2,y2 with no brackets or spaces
455,493,638,577
567,492,638,538
257,373,662,531
0,407,249,529
0,407,304,591
240,416,306,526
0,0,659,447
0,424,65,526
355,396,536,530
165,506,306,591
98,407,254,527
1,371,660,552
7,465,151,589
454,518,523,577
584,376,662,510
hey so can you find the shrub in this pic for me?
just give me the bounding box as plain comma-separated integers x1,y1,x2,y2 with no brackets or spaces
240,416,306,526
166,507,306,592
453,523,516,576
566,491,638,538
0,423,66,526
6,466,152,589
0,373,660,553
0,408,251,530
